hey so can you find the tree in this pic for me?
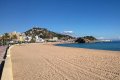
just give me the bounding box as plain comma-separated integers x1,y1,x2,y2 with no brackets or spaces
30,37,35,43
11,34,18,40
4,33,10,41
0,33,10,45
83,36,96,41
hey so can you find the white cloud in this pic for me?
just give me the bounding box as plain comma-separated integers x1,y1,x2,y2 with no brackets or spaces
63,31,73,34
62,31,74,36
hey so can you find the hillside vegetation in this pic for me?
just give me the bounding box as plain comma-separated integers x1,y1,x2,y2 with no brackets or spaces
75,36,97,43
24,27,73,40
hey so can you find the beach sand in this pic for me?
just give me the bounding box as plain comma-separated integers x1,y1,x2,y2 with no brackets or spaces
11,43,120,80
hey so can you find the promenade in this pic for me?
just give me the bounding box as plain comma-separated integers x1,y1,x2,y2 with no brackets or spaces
0,46,7,62
0,46,8,79
11,43,120,80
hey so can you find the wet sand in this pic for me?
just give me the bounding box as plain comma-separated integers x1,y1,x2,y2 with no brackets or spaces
11,43,120,80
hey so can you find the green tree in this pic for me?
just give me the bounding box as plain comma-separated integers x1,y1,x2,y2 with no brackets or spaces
30,37,35,43
4,33,10,41
11,34,18,40
1,33,10,45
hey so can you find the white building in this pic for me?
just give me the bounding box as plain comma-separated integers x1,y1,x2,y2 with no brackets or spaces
53,37,58,41
35,36,44,43
48,37,58,42
25,36,32,42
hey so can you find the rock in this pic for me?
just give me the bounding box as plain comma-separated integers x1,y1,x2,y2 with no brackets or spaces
75,38,86,43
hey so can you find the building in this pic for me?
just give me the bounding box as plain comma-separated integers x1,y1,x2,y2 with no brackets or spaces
53,37,58,41
25,36,32,42
35,36,44,43
48,37,58,42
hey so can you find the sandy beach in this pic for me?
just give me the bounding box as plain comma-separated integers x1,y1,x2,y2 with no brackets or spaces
10,43,120,80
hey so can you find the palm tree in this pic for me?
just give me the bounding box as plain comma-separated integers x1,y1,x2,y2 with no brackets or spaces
4,33,10,41
1,33,10,45
2,33,10,45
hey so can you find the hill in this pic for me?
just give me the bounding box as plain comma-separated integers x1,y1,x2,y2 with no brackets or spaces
24,27,73,40
75,36,97,43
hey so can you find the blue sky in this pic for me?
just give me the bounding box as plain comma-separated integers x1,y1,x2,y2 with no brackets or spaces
0,0,120,39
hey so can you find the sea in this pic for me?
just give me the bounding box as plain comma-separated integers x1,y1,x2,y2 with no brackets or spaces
56,41,120,51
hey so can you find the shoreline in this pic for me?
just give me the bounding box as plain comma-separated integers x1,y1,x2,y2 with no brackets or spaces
54,42,120,52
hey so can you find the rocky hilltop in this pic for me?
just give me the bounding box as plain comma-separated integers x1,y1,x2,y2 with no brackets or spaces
75,36,97,43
